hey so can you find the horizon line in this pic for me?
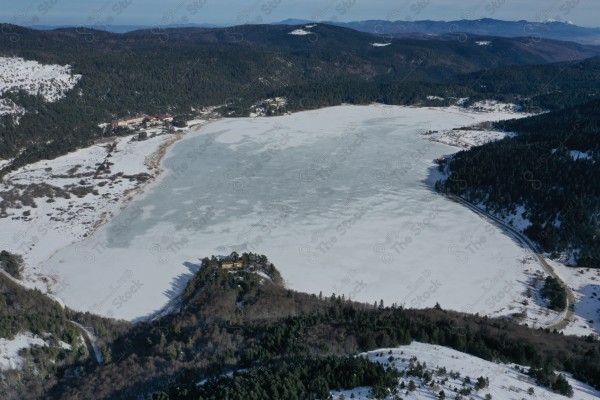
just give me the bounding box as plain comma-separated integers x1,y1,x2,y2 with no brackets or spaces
0,17,598,31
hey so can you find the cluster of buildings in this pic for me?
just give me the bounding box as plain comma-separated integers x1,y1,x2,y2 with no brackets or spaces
267,97,287,108
216,255,245,270
111,114,173,129
249,97,289,117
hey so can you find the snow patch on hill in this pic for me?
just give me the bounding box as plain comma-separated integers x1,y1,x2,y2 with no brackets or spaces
0,57,81,103
0,333,47,370
424,128,516,149
0,98,25,116
371,42,391,47
569,150,593,161
288,29,311,35
332,342,600,400
468,100,521,113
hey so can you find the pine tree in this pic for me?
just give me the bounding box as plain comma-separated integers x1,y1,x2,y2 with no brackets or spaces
408,380,417,391
552,374,574,397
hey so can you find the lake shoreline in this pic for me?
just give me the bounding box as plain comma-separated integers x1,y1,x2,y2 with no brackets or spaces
42,105,540,322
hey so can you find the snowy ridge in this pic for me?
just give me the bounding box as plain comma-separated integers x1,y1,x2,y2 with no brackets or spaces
0,57,81,103
332,342,600,400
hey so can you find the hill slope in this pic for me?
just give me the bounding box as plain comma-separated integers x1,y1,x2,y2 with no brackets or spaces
440,99,600,267
1,23,599,173
332,18,600,45
18,253,597,399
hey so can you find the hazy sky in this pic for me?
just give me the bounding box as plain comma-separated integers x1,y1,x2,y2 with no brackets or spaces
1,0,598,28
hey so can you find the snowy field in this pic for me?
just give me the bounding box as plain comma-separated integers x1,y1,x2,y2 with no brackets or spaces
36,104,569,323
422,101,525,149
332,342,600,400
548,259,600,336
0,124,208,295
0,57,81,113
466,201,600,335
423,128,517,149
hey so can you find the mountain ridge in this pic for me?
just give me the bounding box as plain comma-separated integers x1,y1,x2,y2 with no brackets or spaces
8,17,600,45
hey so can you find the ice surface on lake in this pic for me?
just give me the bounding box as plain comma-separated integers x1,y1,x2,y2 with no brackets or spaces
45,105,530,320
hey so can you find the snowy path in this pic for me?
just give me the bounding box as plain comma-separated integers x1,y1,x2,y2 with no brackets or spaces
68,321,104,365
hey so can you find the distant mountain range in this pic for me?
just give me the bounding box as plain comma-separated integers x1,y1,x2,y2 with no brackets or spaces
285,18,600,45
27,18,600,45
29,23,220,34
1,21,599,171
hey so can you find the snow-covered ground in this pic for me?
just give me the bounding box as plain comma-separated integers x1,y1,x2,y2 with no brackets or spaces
288,28,312,35
440,200,574,331
0,57,81,103
450,194,600,335
468,100,521,113
371,42,391,47
0,333,48,370
424,128,516,149
548,259,600,336
569,150,593,161
0,98,25,117
0,123,209,296
34,104,560,322
332,342,600,400
422,101,526,149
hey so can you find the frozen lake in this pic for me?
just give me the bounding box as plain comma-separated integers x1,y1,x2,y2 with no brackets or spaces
44,105,531,321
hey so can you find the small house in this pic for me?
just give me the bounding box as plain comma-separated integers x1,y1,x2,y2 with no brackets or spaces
221,261,244,270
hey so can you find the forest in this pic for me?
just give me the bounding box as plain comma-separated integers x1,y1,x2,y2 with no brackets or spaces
0,253,592,399
450,56,600,111
0,271,129,398
0,23,599,175
441,98,600,267
0,250,23,279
